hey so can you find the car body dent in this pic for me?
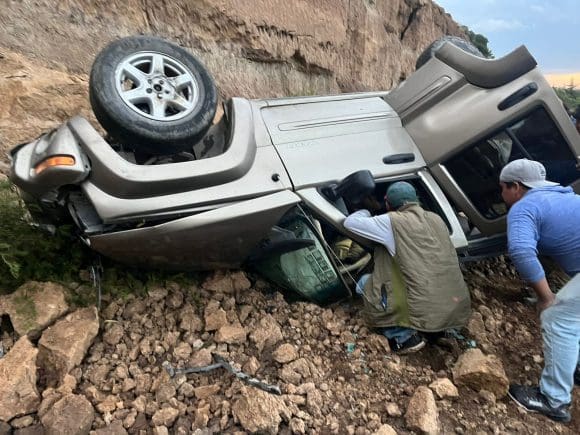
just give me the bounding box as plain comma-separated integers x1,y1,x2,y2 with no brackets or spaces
88,190,302,270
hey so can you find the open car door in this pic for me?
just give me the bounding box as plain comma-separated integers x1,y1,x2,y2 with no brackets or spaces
385,42,580,236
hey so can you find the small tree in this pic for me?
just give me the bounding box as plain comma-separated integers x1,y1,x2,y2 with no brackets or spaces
460,26,493,59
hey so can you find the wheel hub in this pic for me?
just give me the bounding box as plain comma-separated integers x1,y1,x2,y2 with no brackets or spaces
114,51,199,121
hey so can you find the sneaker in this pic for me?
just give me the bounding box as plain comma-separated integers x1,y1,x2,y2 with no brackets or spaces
389,334,426,354
508,384,571,423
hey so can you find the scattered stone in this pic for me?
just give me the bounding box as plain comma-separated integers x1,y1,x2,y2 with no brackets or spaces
102,322,124,346
231,271,252,292
178,304,203,332
194,403,211,428
452,349,509,398
215,324,247,344
189,348,213,367
0,281,69,337
290,417,306,434
232,386,290,434
38,307,100,386
194,384,220,400
243,356,260,375
151,407,179,427
173,342,192,360
91,420,128,435
40,394,94,435
10,415,34,429
250,315,283,353
0,336,40,422
202,271,235,294
479,389,497,404
374,424,397,435
272,343,298,363
429,378,459,399
204,307,228,332
385,402,402,417
405,386,439,435
0,422,10,435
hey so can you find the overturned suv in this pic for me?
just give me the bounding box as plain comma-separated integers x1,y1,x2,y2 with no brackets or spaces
10,35,580,303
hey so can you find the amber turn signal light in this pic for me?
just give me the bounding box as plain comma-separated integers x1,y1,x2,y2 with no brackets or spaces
34,155,76,175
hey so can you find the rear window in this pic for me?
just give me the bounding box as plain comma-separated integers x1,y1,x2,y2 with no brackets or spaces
443,107,580,219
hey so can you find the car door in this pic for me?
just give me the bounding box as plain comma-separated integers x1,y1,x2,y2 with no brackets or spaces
386,42,580,235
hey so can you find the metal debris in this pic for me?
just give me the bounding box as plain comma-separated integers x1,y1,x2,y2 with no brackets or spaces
90,256,103,310
163,354,282,395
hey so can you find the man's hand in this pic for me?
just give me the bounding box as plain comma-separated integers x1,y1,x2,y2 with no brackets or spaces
531,278,555,314
536,293,555,314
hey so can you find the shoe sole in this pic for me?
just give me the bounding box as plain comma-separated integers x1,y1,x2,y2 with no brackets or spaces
396,339,426,355
507,391,571,423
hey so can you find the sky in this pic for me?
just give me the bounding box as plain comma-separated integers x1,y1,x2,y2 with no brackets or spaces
434,0,580,88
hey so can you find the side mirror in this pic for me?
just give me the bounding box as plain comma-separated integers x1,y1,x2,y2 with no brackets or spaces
322,170,376,204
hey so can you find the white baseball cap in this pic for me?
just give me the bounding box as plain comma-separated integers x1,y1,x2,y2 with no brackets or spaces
499,159,559,189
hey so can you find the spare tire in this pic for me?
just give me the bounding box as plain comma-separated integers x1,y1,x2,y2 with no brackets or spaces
415,35,483,70
90,36,218,155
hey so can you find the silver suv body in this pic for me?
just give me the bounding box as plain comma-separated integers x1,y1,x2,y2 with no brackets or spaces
10,41,580,302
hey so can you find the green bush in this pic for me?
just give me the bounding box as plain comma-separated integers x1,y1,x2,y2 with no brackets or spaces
0,180,88,293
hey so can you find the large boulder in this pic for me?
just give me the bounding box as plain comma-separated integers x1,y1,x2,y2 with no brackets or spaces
38,307,100,386
40,394,94,435
0,336,40,422
232,386,290,434
0,281,68,337
405,386,439,435
452,349,509,398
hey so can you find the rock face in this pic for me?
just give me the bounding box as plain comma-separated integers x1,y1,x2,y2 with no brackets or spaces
38,307,100,386
0,0,465,159
0,281,69,337
232,386,290,434
40,394,95,435
452,348,509,398
0,336,40,422
405,386,439,434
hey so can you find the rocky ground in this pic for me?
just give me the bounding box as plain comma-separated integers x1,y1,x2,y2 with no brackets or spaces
0,258,578,434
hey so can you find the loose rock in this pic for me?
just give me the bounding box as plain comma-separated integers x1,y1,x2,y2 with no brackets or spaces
452,349,509,398
374,424,397,435
215,324,247,344
250,315,283,353
272,343,298,363
429,378,459,399
40,394,94,435
405,386,439,435
0,336,40,422
232,386,290,434
38,307,99,386
0,281,68,337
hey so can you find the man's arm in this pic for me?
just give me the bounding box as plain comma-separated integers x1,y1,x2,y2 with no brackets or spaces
343,210,396,256
507,204,553,309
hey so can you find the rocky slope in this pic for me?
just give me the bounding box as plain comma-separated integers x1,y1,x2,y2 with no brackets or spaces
0,0,464,160
0,260,578,434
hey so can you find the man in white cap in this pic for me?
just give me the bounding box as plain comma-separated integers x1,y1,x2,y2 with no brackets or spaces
500,158,580,423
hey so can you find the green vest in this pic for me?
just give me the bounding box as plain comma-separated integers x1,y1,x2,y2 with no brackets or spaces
361,204,471,331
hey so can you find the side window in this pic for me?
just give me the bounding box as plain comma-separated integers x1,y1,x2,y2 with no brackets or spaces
443,107,580,219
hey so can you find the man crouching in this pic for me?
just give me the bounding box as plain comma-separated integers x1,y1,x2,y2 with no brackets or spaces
344,181,471,353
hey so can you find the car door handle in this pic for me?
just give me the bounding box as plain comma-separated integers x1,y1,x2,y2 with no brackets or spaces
383,153,415,164
497,83,538,111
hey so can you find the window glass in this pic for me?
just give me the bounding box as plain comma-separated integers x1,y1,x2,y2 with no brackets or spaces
444,107,580,219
